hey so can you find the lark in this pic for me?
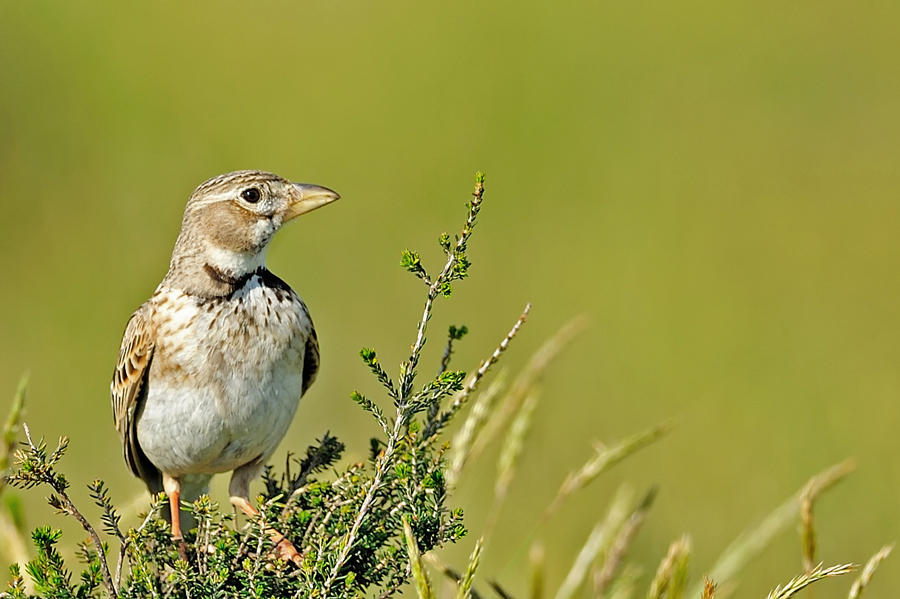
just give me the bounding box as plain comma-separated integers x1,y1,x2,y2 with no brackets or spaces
110,170,339,564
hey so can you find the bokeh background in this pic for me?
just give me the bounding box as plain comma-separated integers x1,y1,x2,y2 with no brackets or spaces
2,1,899,596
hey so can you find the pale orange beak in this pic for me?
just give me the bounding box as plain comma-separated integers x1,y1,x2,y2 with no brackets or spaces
286,183,340,221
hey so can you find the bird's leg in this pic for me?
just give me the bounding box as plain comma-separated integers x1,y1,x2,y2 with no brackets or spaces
230,465,303,567
230,496,302,565
163,474,189,562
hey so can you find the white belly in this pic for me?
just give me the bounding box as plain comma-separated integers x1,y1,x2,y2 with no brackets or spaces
137,278,311,476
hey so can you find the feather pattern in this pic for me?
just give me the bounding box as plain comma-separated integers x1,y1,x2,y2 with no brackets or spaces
110,304,162,492
302,328,320,395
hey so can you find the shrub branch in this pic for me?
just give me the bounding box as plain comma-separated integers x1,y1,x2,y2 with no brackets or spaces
9,425,117,598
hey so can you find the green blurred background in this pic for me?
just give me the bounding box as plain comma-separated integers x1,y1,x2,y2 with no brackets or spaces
1,0,899,596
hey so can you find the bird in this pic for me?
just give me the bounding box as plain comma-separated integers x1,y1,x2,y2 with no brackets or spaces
110,170,339,564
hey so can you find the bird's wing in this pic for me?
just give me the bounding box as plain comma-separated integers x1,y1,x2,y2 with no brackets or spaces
110,303,162,492
301,326,320,395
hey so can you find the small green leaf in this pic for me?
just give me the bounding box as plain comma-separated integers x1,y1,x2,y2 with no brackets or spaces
449,325,469,340
360,348,377,365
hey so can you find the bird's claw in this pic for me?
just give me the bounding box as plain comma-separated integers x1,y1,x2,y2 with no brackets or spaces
273,535,303,567
175,537,189,562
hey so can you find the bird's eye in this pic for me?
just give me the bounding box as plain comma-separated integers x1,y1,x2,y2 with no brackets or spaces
241,188,261,203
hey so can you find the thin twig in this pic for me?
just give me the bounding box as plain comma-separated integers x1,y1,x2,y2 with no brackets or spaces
429,325,469,425
487,580,516,599
439,326,468,376
377,563,413,599
400,175,485,402
22,425,117,598
437,304,531,431
118,495,164,590
323,175,486,594
322,412,406,592
114,537,126,589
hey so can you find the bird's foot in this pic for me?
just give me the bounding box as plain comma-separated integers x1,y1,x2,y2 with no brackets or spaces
271,531,303,567
231,494,302,566
174,536,189,562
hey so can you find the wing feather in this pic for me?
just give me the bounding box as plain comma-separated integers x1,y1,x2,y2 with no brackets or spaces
110,304,162,493
301,326,320,395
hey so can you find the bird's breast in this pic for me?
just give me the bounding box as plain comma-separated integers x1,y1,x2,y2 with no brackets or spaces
137,275,313,475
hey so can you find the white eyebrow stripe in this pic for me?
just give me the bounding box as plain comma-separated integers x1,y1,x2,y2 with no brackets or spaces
187,194,234,210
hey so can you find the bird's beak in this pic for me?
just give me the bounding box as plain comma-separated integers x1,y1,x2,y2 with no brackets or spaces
285,183,341,221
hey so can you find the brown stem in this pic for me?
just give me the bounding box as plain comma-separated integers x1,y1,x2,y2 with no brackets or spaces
23,425,117,598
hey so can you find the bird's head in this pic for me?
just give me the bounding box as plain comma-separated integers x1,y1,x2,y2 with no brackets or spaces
166,170,339,295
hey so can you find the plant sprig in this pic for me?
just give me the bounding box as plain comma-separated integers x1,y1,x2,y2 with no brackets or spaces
323,172,503,594
7,426,117,598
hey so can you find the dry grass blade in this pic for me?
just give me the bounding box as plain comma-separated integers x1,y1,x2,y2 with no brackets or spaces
469,316,587,463
439,304,531,431
669,542,690,599
593,487,658,596
701,577,717,599
0,508,30,593
548,423,670,516
686,460,856,599
689,494,791,599
404,517,436,599
765,564,855,599
554,486,634,599
604,565,640,599
492,387,541,516
0,373,28,496
456,537,484,599
848,545,892,599
554,524,606,599
530,541,545,599
448,371,507,488
800,459,856,573
0,374,29,592
687,493,795,599
646,536,691,599
423,553,486,599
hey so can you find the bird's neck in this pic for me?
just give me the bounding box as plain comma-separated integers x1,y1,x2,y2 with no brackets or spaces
164,246,269,298
204,246,268,278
